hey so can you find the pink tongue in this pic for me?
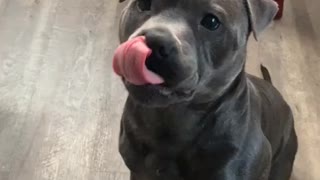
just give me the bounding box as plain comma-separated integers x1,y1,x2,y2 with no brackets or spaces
113,36,164,85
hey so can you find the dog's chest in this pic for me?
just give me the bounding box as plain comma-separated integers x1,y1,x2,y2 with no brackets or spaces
139,135,237,180
143,119,197,153
131,108,202,151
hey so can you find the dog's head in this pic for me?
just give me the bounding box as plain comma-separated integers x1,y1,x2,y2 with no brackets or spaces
116,0,278,107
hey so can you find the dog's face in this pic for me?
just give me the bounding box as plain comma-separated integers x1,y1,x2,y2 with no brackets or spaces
118,0,278,107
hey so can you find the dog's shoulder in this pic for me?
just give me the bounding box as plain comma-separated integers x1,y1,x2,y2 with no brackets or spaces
246,74,293,150
247,74,288,108
246,74,292,123
246,73,292,124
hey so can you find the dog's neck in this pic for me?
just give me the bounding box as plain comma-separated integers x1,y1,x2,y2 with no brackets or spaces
125,69,250,151
131,69,249,116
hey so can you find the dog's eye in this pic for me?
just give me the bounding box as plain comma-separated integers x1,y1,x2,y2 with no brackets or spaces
136,0,152,11
201,14,221,31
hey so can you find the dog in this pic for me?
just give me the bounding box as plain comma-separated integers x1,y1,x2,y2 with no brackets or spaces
114,0,298,179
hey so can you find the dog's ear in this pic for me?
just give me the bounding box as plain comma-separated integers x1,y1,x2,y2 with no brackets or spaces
245,0,278,40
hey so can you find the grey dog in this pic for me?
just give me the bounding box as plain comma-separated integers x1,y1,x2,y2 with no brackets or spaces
116,0,298,179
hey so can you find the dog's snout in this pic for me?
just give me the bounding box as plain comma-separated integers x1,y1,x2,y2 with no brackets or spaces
140,28,182,86
145,29,176,59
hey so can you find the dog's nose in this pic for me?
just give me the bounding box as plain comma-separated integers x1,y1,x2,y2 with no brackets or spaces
145,29,176,59
142,28,180,85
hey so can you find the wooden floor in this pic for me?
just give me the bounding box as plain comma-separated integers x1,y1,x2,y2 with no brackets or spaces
0,0,319,180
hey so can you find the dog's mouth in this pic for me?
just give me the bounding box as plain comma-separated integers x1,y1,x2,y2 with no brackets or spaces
113,36,198,104
123,79,196,98
113,36,165,85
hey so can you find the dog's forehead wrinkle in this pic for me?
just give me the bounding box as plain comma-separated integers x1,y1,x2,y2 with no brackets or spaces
209,0,246,20
209,3,228,17
131,14,189,44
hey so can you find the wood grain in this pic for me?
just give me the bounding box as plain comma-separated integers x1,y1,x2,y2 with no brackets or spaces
0,0,319,180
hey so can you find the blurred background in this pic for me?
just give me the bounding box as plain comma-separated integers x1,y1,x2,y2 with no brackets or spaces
0,0,319,180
